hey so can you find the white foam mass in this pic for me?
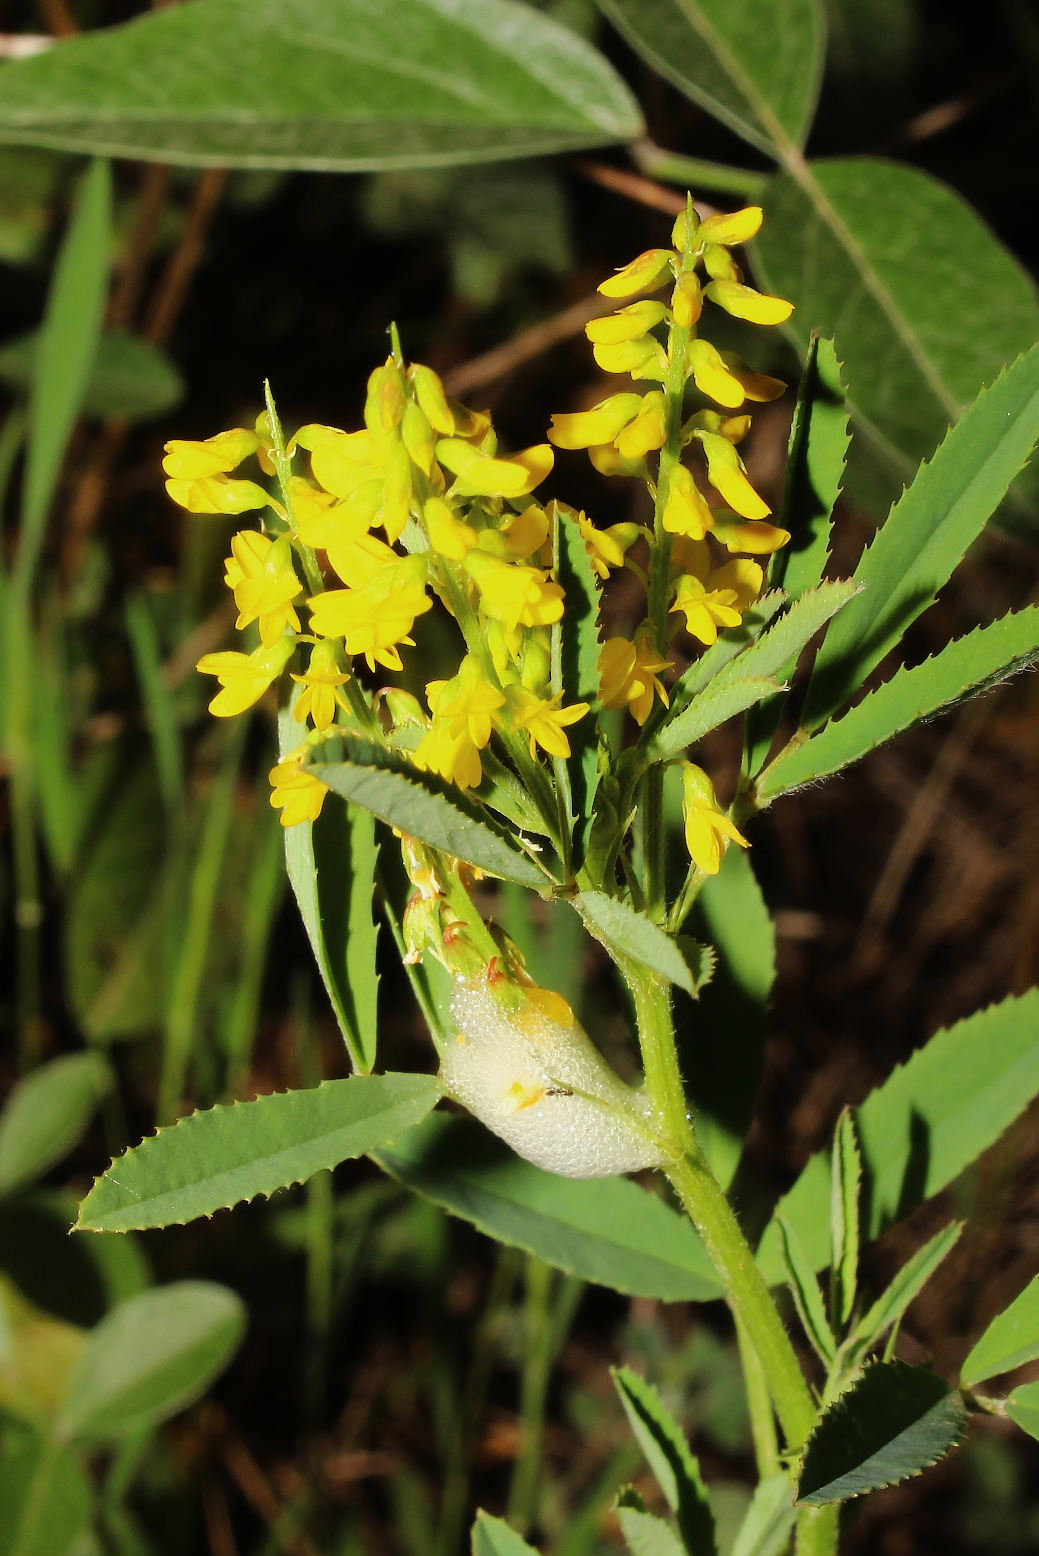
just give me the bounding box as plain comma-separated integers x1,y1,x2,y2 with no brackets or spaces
441,979,667,1178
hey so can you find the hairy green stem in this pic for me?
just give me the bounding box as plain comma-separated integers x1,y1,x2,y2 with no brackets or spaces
734,1310,781,1480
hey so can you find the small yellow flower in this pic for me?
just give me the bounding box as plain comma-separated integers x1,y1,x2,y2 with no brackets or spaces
424,496,479,560
163,428,258,480
414,722,485,790
705,278,794,326
583,300,668,345
698,206,763,246
269,749,329,828
379,440,413,543
662,464,715,541
670,272,703,328
687,339,746,409
598,248,673,298
288,478,377,551
436,438,554,498
427,656,506,749
717,352,786,403
591,338,667,379
548,393,643,451
401,401,437,474
671,554,763,646
599,633,671,726
364,358,406,443
698,432,771,521
224,531,303,646
577,512,640,579
196,638,295,718
408,363,455,435
165,474,270,515
291,640,351,731
615,391,667,459
464,551,564,632
712,516,791,554
681,762,749,875
503,686,589,759
308,554,431,671
501,505,550,560
295,425,380,499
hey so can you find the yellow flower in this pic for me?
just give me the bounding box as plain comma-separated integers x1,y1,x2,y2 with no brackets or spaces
615,391,667,459
294,425,380,499
165,474,270,515
687,339,746,409
223,531,302,646
426,656,506,749
408,363,455,435
697,431,771,521
503,686,589,759
662,464,715,541
308,554,431,671
464,551,564,631
291,640,351,731
401,401,437,474
548,393,642,451
591,338,667,379
196,638,295,717
671,554,763,646
501,505,550,560
698,206,763,245
577,513,640,579
424,496,479,560
379,440,413,543
681,763,749,875
436,438,554,498
288,478,377,551
599,633,671,726
598,248,673,298
583,300,668,345
363,358,406,444
712,516,791,554
705,278,793,325
670,272,703,328
269,749,329,828
717,352,786,403
163,428,258,479
414,722,485,789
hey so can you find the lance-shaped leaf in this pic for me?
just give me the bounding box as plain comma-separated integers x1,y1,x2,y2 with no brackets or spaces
646,675,780,762
712,580,858,693
844,1222,963,1369
471,1511,541,1556
777,1218,836,1364
579,890,697,994
758,605,1039,803
755,160,1039,540
666,592,787,721
0,1053,111,1196
310,737,548,889
1006,1379,1039,1444
596,0,824,159
758,989,1039,1280
961,1276,1039,1388
377,1112,723,1301
773,337,850,602
797,1361,968,1505
613,1367,717,1556
801,339,1039,729
0,0,642,169
730,1473,796,1556
829,1109,861,1332
616,1505,686,1556
76,1073,443,1232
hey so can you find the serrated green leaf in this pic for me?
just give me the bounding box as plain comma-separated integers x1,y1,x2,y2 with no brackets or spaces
801,340,1039,728
310,737,547,889
579,890,695,994
758,989,1039,1280
0,1054,111,1196
647,675,779,762
755,160,1039,539
56,1282,245,1442
777,1218,836,1364
797,1361,968,1505
616,1506,686,1556
730,1472,796,1556
829,1109,861,1332
377,1112,723,1301
0,0,642,169
774,337,850,600
846,1222,963,1367
613,1367,717,1556
471,1510,541,1556
666,592,787,721
760,604,1039,802
596,0,824,157
1006,1379,1039,1443
715,581,857,695
961,1276,1039,1388
76,1073,442,1232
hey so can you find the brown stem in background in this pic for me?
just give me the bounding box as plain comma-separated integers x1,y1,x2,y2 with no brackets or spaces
572,158,685,217
442,294,606,399
35,0,77,36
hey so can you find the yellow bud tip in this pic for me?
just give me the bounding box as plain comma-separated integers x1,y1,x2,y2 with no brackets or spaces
698,206,764,246
597,248,673,299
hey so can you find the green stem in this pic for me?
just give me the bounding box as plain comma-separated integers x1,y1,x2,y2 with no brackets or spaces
734,1310,781,1479
632,141,769,201
796,1506,840,1555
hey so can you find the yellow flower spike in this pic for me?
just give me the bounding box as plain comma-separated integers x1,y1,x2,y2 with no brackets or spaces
196,637,295,718
671,272,703,329
162,428,258,480
705,278,794,325
680,762,749,876
597,247,674,298
379,440,414,543
615,391,667,459
269,749,329,828
401,400,437,475
503,685,589,760
364,358,407,443
224,531,303,646
548,393,643,450
409,363,455,435
591,338,668,380
427,655,506,748
502,504,550,559
598,633,671,726
424,496,479,560
583,300,668,345
308,555,431,671
464,550,564,631
435,437,554,498
699,206,763,246
290,639,351,731
719,352,787,403
698,431,771,520
662,463,715,541
687,340,746,410
712,517,791,555
164,474,271,515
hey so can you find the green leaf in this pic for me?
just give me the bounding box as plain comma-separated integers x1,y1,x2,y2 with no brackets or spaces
796,1361,968,1505
0,1055,111,1196
311,738,547,889
666,592,787,721
730,1473,796,1556
595,0,824,158
579,890,696,994
755,160,1039,539
1006,1379,1039,1444
613,1367,717,1556
829,1109,861,1332
57,1281,245,1441
471,1511,541,1556
774,337,850,601
713,579,858,694
616,1506,686,1556
0,1423,92,1556
0,0,642,169
961,1276,1039,1388
759,605,1039,802
688,844,775,1190
377,1112,723,1301
0,329,183,422
76,1073,442,1232
846,1222,963,1367
647,675,780,762
758,989,1039,1281
776,1218,836,1364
